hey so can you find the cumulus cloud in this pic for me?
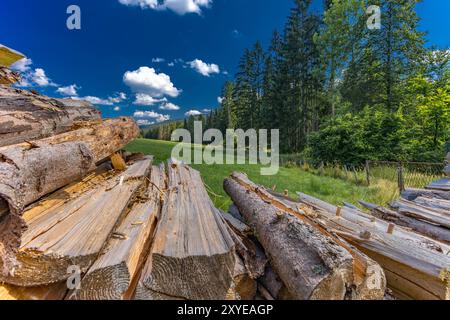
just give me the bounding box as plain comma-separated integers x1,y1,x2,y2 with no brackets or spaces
217,96,224,104
134,93,167,106
123,67,181,98
57,84,79,96
159,102,180,111
73,92,127,106
11,58,33,72
185,110,203,116
31,68,55,87
136,119,154,126
114,106,121,111
188,59,220,77
118,0,212,15
134,110,170,123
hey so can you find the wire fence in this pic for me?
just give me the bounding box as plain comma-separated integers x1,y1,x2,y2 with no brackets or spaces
280,155,446,191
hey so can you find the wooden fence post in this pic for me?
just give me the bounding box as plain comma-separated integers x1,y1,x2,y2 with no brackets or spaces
398,162,405,192
365,160,371,186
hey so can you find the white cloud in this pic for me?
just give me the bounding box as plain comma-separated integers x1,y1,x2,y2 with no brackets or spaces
168,62,175,67
31,68,54,87
57,84,79,96
11,58,33,72
118,0,212,15
185,110,202,116
75,96,115,106
134,93,167,106
108,92,128,103
159,102,180,111
134,110,170,123
152,57,165,63
123,66,181,98
217,96,224,104
202,108,211,113
188,59,220,77
136,119,154,126
114,106,121,111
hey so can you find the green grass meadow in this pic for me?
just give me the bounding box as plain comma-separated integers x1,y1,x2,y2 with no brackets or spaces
126,139,398,211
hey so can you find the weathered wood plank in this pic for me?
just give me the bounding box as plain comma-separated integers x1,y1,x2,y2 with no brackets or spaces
414,197,450,212
135,161,235,300
402,188,450,201
359,200,450,244
391,199,450,229
298,192,450,300
0,117,139,273
0,158,152,286
427,178,450,191
69,162,165,300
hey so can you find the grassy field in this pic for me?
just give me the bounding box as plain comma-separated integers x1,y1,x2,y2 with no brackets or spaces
126,139,398,211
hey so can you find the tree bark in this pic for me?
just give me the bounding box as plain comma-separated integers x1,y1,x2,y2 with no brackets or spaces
0,117,139,273
0,158,152,286
0,85,101,147
135,161,235,300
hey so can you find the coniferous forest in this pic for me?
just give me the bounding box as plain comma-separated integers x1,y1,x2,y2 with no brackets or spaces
147,0,450,165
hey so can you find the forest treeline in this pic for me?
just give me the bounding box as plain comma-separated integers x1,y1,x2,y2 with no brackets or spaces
145,0,450,165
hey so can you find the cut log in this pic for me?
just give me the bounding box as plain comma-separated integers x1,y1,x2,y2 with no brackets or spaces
0,282,67,300
135,161,235,300
427,178,450,191
224,172,386,300
0,158,152,286
414,197,450,212
298,192,450,300
0,117,139,273
0,85,101,147
359,200,450,244
402,188,450,202
391,199,450,229
69,163,164,300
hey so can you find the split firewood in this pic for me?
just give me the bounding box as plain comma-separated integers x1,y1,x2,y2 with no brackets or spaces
135,160,236,300
427,178,450,191
359,200,450,244
0,117,139,273
0,158,152,286
391,199,450,229
0,85,101,148
298,192,450,300
69,163,164,300
401,188,450,201
224,172,386,300
0,282,67,300
229,253,257,300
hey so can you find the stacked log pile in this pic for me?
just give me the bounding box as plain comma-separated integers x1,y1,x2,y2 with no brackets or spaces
224,172,450,300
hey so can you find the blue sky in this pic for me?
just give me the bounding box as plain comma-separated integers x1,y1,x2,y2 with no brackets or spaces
1,0,449,125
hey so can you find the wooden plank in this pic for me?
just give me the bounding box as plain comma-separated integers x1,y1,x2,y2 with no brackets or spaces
135,160,235,300
391,199,450,229
0,158,152,286
298,192,450,300
427,178,450,191
359,200,450,244
0,282,67,300
414,197,450,211
402,188,450,201
0,117,139,273
69,163,164,300
225,173,386,300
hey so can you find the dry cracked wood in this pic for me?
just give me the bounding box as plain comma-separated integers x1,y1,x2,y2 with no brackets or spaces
135,160,235,300
0,85,101,147
401,188,450,201
224,172,386,300
0,158,152,286
414,197,450,212
69,162,166,300
359,200,450,244
427,178,450,191
391,199,450,229
0,117,139,273
298,192,450,300
231,253,257,300
0,282,67,300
